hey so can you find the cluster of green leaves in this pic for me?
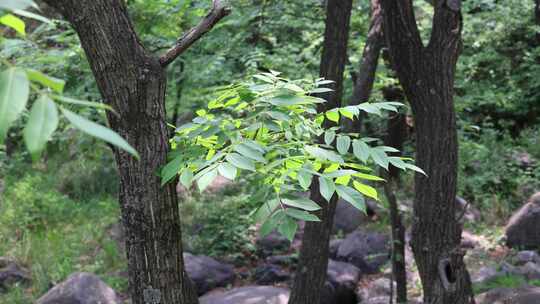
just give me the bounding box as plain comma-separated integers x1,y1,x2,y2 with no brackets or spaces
0,1,138,159
162,72,424,241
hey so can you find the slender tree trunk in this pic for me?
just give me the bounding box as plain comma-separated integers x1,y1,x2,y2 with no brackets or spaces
346,0,384,133
380,1,475,303
535,0,540,43
289,1,352,303
43,1,228,303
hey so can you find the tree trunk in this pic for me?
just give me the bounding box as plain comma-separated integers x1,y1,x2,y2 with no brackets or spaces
536,0,540,43
288,1,352,303
380,1,475,303
346,0,384,133
42,1,227,303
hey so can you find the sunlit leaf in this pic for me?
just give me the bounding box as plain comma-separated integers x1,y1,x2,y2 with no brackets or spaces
0,14,25,36
0,68,30,143
23,95,58,159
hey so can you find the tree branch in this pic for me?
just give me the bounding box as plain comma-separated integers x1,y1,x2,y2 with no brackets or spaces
159,0,231,67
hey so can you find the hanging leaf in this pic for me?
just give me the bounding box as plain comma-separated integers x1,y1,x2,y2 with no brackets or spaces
23,95,58,159
404,163,427,176
226,153,256,171
218,162,237,180
180,168,194,187
325,110,340,123
26,69,65,93
233,143,266,163
0,68,30,143
52,95,114,112
336,136,351,155
197,168,218,192
60,107,139,159
285,208,320,222
161,157,183,186
352,139,370,163
278,216,298,241
336,185,366,212
297,170,313,190
253,198,280,222
305,145,344,163
370,148,389,170
0,14,25,36
259,209,285,237
281,197,321,211
319,176,336,202
0,0,36,10
324,130,335,145
353,181,378,201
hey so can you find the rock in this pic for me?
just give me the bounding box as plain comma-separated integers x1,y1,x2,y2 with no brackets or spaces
177,175,233,196
255,231,290,257
505,193,540,249
107,221,125,255
358,277,393,300
461,230,481,249
253,264,290,285
471,266,500,284
322,260,360,304
184,253,235,295
456,196,481,222
200,286,289,304
476,286,540,304
0,258,31,291
332,199,369,234
516,251,540,265
336,229,390,274
329,239,343,259
517,262,540,280
37,272,119,304
511,151,535,169
265,255,298,267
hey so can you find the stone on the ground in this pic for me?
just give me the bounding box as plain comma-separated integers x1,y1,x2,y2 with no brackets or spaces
516,250,540,265
199,286,289,304
265,255,297,267
253,264,290,285
336,229,389,274
332,199,370,234
471,266,500,284
184,253,235,295
36,272,119,304
461,230,481,249
0,257,31,291
456,196,481,223
505,192,540,249
255,231,290,257
322,260,360,304
476,286,540,304
329,239,343,259
358,277,393,300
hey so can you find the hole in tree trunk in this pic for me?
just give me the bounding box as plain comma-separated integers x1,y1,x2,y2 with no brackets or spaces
444,261,456,283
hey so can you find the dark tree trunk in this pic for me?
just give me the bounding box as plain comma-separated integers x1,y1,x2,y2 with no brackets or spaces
380,0,475,303
382,85,408,181
536,0,540,43
288,1,352,303
42,1,228,303
346,0,384,133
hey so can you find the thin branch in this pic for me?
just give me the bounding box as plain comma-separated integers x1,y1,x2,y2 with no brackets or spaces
159,0,231,67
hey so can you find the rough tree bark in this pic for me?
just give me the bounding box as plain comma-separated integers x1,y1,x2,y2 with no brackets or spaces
346,0,384,133
379,0,475,303
42,1,229,304
536,0,540,43
288,1,352,303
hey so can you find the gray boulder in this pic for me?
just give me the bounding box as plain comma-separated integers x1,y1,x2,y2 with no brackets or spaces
200,286,289,304
516,251,540,265
37,272,119,304
255,231,290,257
253,264,290,285
184,253,235,295
333,199,370,234
0,258,30,291
336,229,390,274
476,286,540,304
322,260,360,304
506,192,540,249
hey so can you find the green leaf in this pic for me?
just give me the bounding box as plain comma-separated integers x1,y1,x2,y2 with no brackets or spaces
26,69,65,93
180,168,194,187
267,95,310,106
319,177,335,202
353,181,378,201
325,110,340,123
285,208,320,222
324,169,357,178
0,14,25,36
324,130,335,145
253,74,274,84
305,145,344,163
370,148,389,170
267,111,291,122
352,139,370,163
281,197,321,211
353,172,385,181
52,95,114,112
23,95,58,159
234,143,266,163
161,157,183,186
336,136,351,155
310,87,333,93
60,107,139,159
259,209,285,237
278,216,298,242
336,185,366,212
388,157,407,169
339,108,355,120
197,168,217,192
0,0,36,10
297,170,313,190
254,198,280,222
12,9,53,24
0,68,30,143
404,163,427,175
226,153,255,171
218,162,237,180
